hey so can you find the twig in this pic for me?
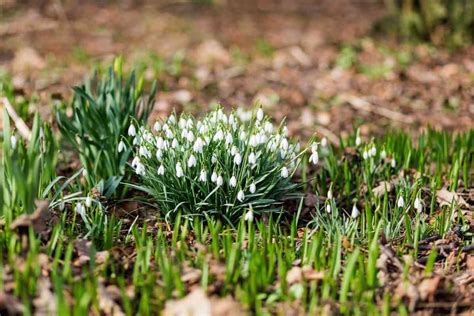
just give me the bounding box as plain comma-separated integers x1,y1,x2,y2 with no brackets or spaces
343,95,415,124
1,97,32,140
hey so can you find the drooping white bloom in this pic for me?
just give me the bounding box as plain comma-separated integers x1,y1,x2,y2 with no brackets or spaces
131,156,140,168
327,189,333,199
231,146,238,156
229,175,237,187
380,150,387,160
211,172,218,183
156,149,163,161
281,167,289,178
186,131,195,142
355,136,361,146
249,135,258,147
199,170,207,182
128,124,136,136
369,146,377,157
280,138,289,151
118,140,126,153
165,129,174,139
282,126,289,136
75,203,86,217
244,209,253,221
156,137,164,149
256,108,264,121
193,138,204,153
326,204,331,213
172,139,179,149
362,151,369,160
135,162,146,175
239,130,247,141
133,136,140,145
213,130,224,142
168,114,176,124
234,153,242,165
391,159,396,168
176,162,184,178
414,197,423,213
397,196,404,208
211,155,218,164
187,155,197,168
237,190,245,202
248,152,257,165
216,175,223,187
153,121,161,132
157,165,165,175
264,121,273,133
309,151,319,165
249,182,256,194
139,146,150,158
321,137,328,147
351,204,359,218
225,133,233,146
85,196,92,208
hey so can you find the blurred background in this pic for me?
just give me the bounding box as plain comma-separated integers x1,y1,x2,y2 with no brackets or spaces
1,0,473,140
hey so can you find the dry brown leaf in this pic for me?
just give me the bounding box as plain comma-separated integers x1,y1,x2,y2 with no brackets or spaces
163,288,212,316
286,266,303,285
418,276,441,301
436,188,469,208
466,255,474,271
12,47,46,74
98,285,126,316
373,181,393,197
10,200,49,235
33,278,57,316
181,268,202,284
0,292,24,315
301,266,324,280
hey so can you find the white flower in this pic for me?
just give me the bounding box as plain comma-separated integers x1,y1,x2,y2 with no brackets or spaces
249,182,256,194
117,140,125,153
187,155,197,168
166,129,174,139
234,153,242,165
237,190,245,202
172,139,179,149
75,203,85,217
176,162,184,178
216,175,223,186
309,151,319,165
156,149,163,160
193,138,204,153
256,108,264,121
211,155,218,164
135,162,146,175
282,126,289,136
139,146,150,158
248,152,257,165
264,122,273,133
157,165,165,175
85,196,92,208
133,136,140,145
280,138,289,151
351,204,359,218
153,121,161,132
128,124,136,136
213,130,224,142
414,197,423,213
321,137,328,147
231,146,238,156
186,131,195,142
225,133,233,145
249,135,258,147
168,114,176,124
369,146,377,157
229,175,237,187
199,170,207,182
156,137,164,149
362,151,369,160
327,190,333,199
380,150,387,160
239,130,247,141
397,196,404,208
281,167,289,178
131,156,140,168
391,159,396,168
355,136,361,146
326,204,331,213
244,209,253,221
10,135,18,149
211,172,218,183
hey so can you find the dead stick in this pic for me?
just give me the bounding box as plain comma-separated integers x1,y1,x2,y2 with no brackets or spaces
1,97,32,140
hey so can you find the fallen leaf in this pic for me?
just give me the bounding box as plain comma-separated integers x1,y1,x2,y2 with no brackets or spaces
436,188,468,208
372,181,393,197
418,276,441,301
10,200,50,235
33,278,57,316
12,47,46,74
286,266,303,285
163,288,212,316
301,266,324,280
98,284,126,316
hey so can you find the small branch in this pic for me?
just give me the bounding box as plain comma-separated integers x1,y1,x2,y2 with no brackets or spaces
1,97,32,140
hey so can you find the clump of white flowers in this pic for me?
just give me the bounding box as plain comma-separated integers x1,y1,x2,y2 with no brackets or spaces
128,107,318,224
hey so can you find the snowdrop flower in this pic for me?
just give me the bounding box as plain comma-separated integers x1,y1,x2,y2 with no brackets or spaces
157,165,165,175
179,118,187,129
135,162,146,175
212,155,218,164
139,146,150,158
239,130,247,141
211,172,218,183
355,135,361,146
397,196,404,208
327,189,333,199
249,135,258,147
225,133,233,145
156,149,163,161
380,150,387,160
237,190,245,202
176,162,184,178
326,204,331,213
85,196,92,208
282,126,289,137
231,146,238,156
216,175,223,187
128,124,136,136
244,209,253,221
131,156,140,168
234,153,242,165
248,152,257,165
391,159,396,168
229,175,237,187
369,146,377,157
214,130,224,142
414,197,423,213
156,137,164,149
186,131,195,142
117,140,126,153
264,121,273,133
193,138,204,153
133,137,140,145
153,121,161,132
280,138,289,151
172,139,179,149
321,137,328,147
187,155,197,168
199,170,207,182
168,114,176,124
281,167,289,178
351,204,359,218
166,129,174,139
75,203,86,217
362,150,369,160
249,182,256,194
309,151,319,165
82,169,88,177
256,108,264,121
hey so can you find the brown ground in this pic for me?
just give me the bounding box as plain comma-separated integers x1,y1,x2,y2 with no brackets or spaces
0,0,473,141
